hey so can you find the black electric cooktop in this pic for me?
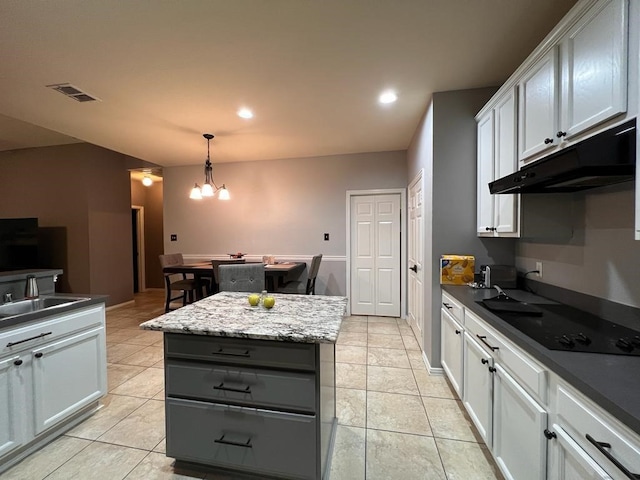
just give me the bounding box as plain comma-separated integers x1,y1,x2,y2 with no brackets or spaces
477,301,640,356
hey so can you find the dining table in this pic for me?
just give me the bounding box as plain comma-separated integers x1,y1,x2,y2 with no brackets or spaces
162,261,307,299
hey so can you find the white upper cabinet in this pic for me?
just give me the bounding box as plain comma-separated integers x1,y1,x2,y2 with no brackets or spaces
477,88,519,237
518,48,560,162
518,0,628,165
560,0,627,139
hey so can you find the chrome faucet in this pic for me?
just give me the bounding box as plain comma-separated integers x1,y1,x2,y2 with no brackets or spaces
2,292,13,304
25,275,39,299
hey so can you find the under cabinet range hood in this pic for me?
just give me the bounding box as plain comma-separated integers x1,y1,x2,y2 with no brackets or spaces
489,119,636,194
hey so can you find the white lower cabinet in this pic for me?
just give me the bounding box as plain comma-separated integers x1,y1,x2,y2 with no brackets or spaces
548,425,613,480
440,306,464,398
462,333,494,446
32,327,106,435
0,304,106,473
0,355,27,458
493,364,547,480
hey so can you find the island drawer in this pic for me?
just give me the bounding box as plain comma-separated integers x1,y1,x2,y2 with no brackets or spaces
167,398,317,479
165,334,316,371
166,360,316,413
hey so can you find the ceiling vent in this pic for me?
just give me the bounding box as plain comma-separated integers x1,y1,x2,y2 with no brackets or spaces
46,83,100,103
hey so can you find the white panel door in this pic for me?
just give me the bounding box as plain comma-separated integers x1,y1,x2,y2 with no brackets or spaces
350,194,401,317
32,328,106,435
548,425,612,480
440,308,463,398
408,172,424,347
463,334,493,446
477,110,495,235
494,88,519,235
493,364,548,480
0,355,26,458
518,48,559,162
561,0,627,139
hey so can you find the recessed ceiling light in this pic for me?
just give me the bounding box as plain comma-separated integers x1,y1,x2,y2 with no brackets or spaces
237,108,254,119
379,90,398,104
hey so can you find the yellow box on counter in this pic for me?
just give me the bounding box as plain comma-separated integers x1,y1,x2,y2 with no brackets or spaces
440,255,475,285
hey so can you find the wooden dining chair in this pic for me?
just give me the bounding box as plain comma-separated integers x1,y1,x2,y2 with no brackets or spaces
277,254,322,295
218,263,265,293
159,253,197,312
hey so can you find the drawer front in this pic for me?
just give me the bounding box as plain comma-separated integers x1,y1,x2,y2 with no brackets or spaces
442,291,464,324
165,334,316,371
465,310,547,402
557,384,640,479
166,360,316,413
0,305,104,357
167,398,317,479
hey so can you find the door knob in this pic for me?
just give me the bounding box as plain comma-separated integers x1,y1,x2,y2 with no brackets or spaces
410,265,418,273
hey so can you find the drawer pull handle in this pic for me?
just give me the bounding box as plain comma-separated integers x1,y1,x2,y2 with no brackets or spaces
212,348,250,358
443,303,453,310
476,335,499,351
213,382,252,394
586,434,640,479
214,434,253,448
7,332,52,348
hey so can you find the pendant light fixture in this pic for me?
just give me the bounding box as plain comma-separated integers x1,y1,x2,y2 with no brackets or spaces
189,133,230,200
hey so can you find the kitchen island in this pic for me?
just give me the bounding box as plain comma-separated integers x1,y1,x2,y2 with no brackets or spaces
140,291,347,480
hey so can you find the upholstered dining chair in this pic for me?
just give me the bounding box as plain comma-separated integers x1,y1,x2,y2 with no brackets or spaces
159,253,197,312
210,259,246,294
218,263,265,293
277,254,322,295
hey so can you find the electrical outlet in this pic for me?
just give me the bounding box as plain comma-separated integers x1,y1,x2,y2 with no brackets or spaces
170,234,177,242
535,261,543,278
324,233,330,241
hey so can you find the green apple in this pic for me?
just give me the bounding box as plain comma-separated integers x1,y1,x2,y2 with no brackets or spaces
248,293,260,306
263,296,276,309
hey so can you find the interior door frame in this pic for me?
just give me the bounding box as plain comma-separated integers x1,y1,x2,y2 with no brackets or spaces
131,205,146,292
346,188,406,317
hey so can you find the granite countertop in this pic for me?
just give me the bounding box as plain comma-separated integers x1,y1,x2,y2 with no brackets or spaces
140,291,348,344
443,285,640,437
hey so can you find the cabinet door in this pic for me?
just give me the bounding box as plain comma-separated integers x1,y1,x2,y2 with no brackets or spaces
560,0,627,139
440,308,463,398
31,328,106,435
462,334,493,446
0,355,27,458
493,364,547,480
518,48,559,162
477,110,495,235
548,425,612,480
493,89,519,235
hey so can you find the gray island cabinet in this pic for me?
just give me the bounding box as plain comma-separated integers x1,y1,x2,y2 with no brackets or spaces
140,291,347,480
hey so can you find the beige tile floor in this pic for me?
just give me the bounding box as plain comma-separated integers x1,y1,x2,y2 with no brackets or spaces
1,290,504,480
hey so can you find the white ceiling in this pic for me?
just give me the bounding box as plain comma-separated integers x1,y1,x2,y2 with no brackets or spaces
0,0,577,167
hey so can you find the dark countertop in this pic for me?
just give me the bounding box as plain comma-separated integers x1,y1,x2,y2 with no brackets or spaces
443,285,640,437
0,294,108,330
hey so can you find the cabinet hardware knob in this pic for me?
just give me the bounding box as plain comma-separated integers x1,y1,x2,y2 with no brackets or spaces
410,265,418,273
13,359,23,366
455,329,461,335
34,352,43,358
488,366,496,373
586,434,640,479
481,358,489,364
544,429,557,440
485,226,492,231
556,131,567,138
544,137,554,144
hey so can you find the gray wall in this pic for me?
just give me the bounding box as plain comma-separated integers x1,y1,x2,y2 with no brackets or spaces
0,143,135,306
516,183,640,308
407,88,515,368
162,150,408,296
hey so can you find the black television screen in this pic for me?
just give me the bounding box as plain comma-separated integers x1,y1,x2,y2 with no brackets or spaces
0,218,39,272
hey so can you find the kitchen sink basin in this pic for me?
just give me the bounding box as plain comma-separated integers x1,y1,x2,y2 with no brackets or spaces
0,296,90,319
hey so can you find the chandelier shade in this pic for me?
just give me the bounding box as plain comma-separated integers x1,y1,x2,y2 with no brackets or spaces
190,133,229,200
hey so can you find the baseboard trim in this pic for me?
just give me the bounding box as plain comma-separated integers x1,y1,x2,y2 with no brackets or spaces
106,299,135,311
423,351,444,375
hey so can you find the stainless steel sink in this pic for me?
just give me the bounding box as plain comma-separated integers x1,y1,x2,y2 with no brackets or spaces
0,296,90,319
